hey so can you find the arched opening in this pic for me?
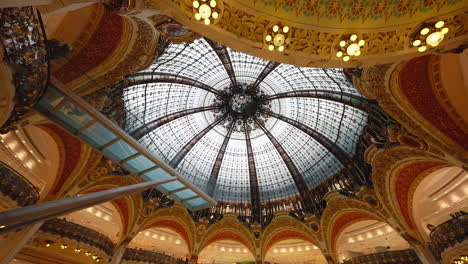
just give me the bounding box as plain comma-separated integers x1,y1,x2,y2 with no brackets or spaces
264,239,326,264
62,201,124,243
335,220,411,262
412,166,468,242
128,226,190,260
0,125,60,198
198,240,255,264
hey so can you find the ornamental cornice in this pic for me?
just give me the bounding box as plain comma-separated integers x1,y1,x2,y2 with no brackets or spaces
149,0,468,67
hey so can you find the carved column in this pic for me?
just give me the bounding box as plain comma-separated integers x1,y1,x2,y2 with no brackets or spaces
109,237,131,264
0,221,43,264
412,244,439,264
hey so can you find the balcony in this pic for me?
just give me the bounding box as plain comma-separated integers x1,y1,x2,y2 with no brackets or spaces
0,161,39,207
342,249,421,264
429,214,467,260
39,218,115,256
0,7,49,133
123,248,188,264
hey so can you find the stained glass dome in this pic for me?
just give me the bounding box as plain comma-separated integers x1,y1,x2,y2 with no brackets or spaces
116,38,369,204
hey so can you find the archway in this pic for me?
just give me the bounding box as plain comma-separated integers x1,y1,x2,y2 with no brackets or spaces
335,219,411,262
198,239,255,264
128,226,190,260
264,239,327,264
412,166,468,242
62,201,124,243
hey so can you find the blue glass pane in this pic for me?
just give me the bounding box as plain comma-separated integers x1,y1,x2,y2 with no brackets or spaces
159,180,185,193
124,155,156,174
36,87,64,112
173,189,197,200
102,140,137,161
184,198,209,209
79,123,116,148
140,168,172,181
54,101,92,132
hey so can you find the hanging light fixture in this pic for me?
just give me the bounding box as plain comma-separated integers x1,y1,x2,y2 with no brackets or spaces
193,0,221,25
335,34,365,62
412,20,449,52
265,24,290,52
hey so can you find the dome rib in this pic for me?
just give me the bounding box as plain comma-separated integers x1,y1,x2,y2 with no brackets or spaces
130,106,219,140
169,115,226,169
260,110,367,185
244,122,261,223
205,38,238,89
207,121,236,196
251,61,280,89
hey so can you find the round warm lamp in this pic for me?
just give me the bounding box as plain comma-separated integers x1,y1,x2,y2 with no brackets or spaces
199,4,212,19
273,34,285,46
426,31,444,47
346,43,360,56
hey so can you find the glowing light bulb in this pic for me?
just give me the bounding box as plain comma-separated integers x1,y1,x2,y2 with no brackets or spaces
346,43,360,56
193,0,199,8
265,35,272,42
268,45,274,51
343,56,350,62
283,26,289,33
336,51,343,57
420,28,430,35
426,31,444,47
210,0,216,8
358,39,365,46
274,34,285,46
195,13,201,20
350,34,358,41
435,21,444,29
418,46,427,52
199,4,212,19
204,18,211,25
413,39,422,46
212,12,218,19
339,40,346,47
278,46,285,52
441,27,449,34
273,25,279,32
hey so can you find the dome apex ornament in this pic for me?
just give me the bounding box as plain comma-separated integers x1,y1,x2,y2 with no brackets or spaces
412,20,450,52
193,0,222,25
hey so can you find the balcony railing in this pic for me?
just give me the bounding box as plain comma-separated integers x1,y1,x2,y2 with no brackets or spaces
0,7,49,133
342,249,421,264
429,213,467,259
0,161,39,206
123,248,188,264
40,218,115,256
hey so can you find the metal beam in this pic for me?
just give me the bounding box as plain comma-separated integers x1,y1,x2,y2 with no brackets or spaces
251,61,280,89
169,116,226,169
260,110,367,184
264,90,370,112
0,177,176,233
207,122,235,196
205,38,238,89
244,122,261,223
130,106,219,140
125,72,225,97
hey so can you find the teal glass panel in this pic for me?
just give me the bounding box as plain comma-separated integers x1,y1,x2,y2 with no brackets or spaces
102,140,137,161
54,101,93,132
140,168,172,181
184,198,209,209
159,180,185,193
123,155,156,174
79,123,116,148
174,189,197,200
36,87,64,112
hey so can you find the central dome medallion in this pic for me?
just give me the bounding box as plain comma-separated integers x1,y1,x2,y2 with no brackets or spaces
213,84,271,131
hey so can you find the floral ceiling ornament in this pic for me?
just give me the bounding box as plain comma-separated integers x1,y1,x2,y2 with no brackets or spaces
192,0,222,25
264,23,291,52
412,20,449,53
335,34,365,62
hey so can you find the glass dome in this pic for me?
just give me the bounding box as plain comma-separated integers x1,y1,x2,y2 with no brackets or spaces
118,38,368,204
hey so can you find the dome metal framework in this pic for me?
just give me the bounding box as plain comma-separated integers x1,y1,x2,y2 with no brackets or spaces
105,38,375,217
